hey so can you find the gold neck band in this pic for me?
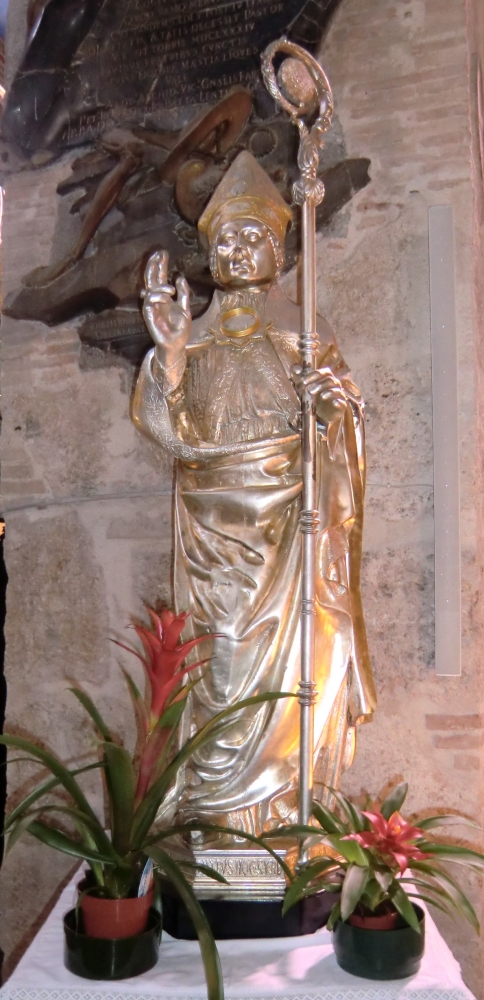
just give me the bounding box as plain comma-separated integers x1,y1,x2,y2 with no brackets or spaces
220,306,261,339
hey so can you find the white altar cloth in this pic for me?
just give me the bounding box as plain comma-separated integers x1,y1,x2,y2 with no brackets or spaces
0,874,475,1000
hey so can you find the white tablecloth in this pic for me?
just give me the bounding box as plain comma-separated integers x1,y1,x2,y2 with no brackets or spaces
0,874,475,1000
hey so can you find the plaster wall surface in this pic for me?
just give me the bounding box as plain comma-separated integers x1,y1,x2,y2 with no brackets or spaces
0,0,483,992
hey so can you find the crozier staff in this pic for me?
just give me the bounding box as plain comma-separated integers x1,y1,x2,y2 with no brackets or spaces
133,151,376,836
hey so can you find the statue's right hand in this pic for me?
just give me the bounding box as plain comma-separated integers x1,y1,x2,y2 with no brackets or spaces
141,250,191,362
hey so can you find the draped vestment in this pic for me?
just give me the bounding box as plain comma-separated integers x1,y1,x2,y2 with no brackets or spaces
133,285,376,835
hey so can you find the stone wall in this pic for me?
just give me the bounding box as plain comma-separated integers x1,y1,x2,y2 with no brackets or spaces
0,151,176,972
311,0,484,991
1,0,483,992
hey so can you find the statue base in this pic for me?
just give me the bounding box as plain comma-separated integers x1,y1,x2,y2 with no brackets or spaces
190,848,289,899
161,888,333,939
161,848,334,939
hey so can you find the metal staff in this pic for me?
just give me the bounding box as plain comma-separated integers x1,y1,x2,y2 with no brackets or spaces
261,39,334,863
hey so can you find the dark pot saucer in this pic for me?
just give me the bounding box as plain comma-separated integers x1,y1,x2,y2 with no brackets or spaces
332,905,425,980
63,907,161,980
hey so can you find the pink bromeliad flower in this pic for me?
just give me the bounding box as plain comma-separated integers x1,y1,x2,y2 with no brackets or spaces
342,809,430,874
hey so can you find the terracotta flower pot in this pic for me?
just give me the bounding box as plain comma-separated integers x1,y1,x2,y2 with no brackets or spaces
349,908,399,930
80,890,154,939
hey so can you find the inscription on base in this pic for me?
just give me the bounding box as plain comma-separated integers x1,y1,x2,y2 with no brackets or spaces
192,849,288,898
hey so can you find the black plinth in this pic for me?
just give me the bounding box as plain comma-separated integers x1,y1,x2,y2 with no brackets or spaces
162,890,333,940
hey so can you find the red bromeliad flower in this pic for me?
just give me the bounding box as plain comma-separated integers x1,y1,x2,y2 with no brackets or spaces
342,809,430,874
114,608,214,732
113,608,217,808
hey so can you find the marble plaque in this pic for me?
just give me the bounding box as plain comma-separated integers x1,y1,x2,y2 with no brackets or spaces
2,0,343,158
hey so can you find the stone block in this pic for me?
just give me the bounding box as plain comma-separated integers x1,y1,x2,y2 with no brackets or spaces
4,509,111,700
433,734,482,750
132,543,174,611
453,755,480,771
425,714,483,730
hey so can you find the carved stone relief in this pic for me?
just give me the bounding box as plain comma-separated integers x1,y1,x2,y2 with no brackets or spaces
1,0,371,364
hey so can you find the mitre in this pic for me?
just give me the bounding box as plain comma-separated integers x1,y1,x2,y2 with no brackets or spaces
198,150,292,245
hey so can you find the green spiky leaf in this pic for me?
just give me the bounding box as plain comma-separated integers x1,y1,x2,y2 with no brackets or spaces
121,668,149,734
147,845,223,1000
408,863,480,932
406,892,455,918
325,786,364,832
312,801,347,834
329,834,368,866
388,882,420,932
69,688,113,742
102,742,135,858
4,761,102,832
417,843,484,867
341,864,369,921
282,858,340,914
326,899,342,931
25,820,120,866
380,782,408,820
0,736,112,855
415,814,482,833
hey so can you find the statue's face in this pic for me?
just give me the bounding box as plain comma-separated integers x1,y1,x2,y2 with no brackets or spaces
213,218,279,288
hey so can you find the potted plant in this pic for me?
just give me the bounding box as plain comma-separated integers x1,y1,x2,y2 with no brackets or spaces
1,607,288,992
262,781,484,980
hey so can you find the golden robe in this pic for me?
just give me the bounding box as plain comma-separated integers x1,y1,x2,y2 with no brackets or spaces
133,285,376,835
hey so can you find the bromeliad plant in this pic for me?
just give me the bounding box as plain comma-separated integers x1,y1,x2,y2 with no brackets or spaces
263,781,484,933
0,607,289,999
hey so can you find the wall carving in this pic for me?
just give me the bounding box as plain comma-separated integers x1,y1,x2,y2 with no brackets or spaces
0,0,371,363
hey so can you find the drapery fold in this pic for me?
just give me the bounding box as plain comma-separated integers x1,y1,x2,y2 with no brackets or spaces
132,288,376,833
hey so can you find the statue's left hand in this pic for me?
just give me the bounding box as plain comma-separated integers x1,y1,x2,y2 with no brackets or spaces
292,364,347,427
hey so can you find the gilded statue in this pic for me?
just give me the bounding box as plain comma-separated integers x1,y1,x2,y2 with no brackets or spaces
132,150,376,838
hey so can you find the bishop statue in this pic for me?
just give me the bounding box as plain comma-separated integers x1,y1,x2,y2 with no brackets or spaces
132,150,376,838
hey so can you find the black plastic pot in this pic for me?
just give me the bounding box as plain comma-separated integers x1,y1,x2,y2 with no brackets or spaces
332,905,425,980
63,907,161,980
